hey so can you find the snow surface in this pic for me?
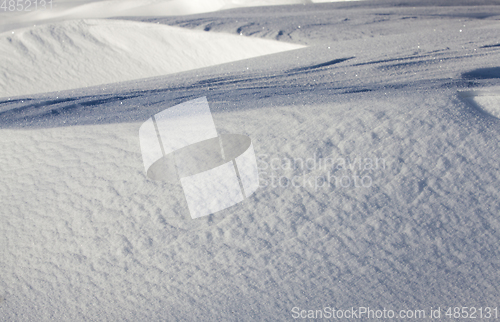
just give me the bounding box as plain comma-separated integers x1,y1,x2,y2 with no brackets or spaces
0,0,355,33
460,89,500,119
0,19,303,97
1,0,500,321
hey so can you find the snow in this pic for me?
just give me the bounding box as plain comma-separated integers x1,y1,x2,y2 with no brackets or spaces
459,89,500,119
0,0,357,33
1,0,500,321
0,19,303,98
472,94,500,118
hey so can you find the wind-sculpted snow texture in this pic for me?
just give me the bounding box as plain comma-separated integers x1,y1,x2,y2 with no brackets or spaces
1,0,500,321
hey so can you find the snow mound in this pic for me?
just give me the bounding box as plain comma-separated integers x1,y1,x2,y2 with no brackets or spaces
460,90,500,119
0,19,303,98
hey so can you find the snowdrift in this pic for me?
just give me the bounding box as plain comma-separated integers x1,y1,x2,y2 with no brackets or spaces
0,19,302,98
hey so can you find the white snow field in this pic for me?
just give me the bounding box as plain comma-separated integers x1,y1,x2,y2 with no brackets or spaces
0,19,303,97
1,0,500,321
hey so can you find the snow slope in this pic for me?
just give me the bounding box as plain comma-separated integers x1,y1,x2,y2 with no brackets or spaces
1,0,500,321
0,19,302,98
